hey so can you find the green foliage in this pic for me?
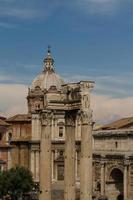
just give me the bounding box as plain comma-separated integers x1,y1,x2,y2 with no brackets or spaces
0,166,34,200
0,170,10,198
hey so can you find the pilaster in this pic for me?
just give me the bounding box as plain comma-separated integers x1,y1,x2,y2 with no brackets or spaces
124,158,129,200
100,159,106,196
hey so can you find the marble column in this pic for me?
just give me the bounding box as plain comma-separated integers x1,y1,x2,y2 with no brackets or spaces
101,161,105,196
64,111,76,200
39,111,53,200
80,111,93,200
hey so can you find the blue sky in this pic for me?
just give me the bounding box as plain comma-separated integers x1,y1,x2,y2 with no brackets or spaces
0,0,133,123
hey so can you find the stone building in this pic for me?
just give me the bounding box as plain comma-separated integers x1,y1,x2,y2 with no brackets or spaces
5,48,133,200
0,116,11,170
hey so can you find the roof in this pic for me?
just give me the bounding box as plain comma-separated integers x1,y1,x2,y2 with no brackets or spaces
7,114,31,122
0,116,6,120
100,117,133,130
0,119,9,126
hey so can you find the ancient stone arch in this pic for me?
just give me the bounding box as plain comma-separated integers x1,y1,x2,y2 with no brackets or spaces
107,167,124,200
107,165,124,182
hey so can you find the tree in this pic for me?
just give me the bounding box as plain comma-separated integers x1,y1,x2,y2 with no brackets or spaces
8,166,34,200
0,170,10,199
0,166,34,200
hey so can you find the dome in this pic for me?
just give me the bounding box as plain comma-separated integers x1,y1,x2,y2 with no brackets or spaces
30,47,64,91
31,70,64,91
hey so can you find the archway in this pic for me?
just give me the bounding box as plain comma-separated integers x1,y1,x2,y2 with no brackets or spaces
107,168,123,200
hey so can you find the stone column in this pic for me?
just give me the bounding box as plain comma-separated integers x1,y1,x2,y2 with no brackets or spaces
64,111,76,200
54,150,58,181
52,150,54,181
80,110,93,200
39,111,53,200
76,150,78,181
124,159,129,200
101,161,105,196
31,150,35,179
36,151,40,182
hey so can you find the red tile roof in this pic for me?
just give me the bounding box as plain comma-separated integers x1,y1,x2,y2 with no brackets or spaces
0,119,9,126
100,117,133,130
7,114,31,122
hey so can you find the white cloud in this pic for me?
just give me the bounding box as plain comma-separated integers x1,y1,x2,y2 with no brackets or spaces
75,0,120,15
0,82,133,125
0,7,41,19
91,94,133,124
63,73,133,97
0,0,63,20
0,84,27,117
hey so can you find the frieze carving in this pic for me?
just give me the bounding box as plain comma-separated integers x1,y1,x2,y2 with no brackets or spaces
41,111,54,126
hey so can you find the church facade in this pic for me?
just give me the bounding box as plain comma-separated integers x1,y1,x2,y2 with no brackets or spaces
2,49,133,200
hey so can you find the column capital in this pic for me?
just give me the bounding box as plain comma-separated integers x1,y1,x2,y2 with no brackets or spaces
41,110,54,126
79,110,92,125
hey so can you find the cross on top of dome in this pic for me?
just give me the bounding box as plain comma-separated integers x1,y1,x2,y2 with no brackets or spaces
43,46,55,72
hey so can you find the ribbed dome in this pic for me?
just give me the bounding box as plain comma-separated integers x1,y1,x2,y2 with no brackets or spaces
30,47,64,91
31,70,64,91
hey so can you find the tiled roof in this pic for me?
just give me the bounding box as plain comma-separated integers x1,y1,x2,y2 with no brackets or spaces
100,117,133,130
0,119,9,126
7,114,31,122
0,116,6,120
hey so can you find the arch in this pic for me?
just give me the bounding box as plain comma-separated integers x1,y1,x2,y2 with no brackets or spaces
109,168,123,183
106,167,123,200
107,165,124,181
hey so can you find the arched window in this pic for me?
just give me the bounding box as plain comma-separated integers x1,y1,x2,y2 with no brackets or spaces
59,127,63,137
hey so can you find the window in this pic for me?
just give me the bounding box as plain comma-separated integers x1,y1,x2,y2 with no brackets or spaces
57,165,64,180
59,127,63,137
115,141,118,148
